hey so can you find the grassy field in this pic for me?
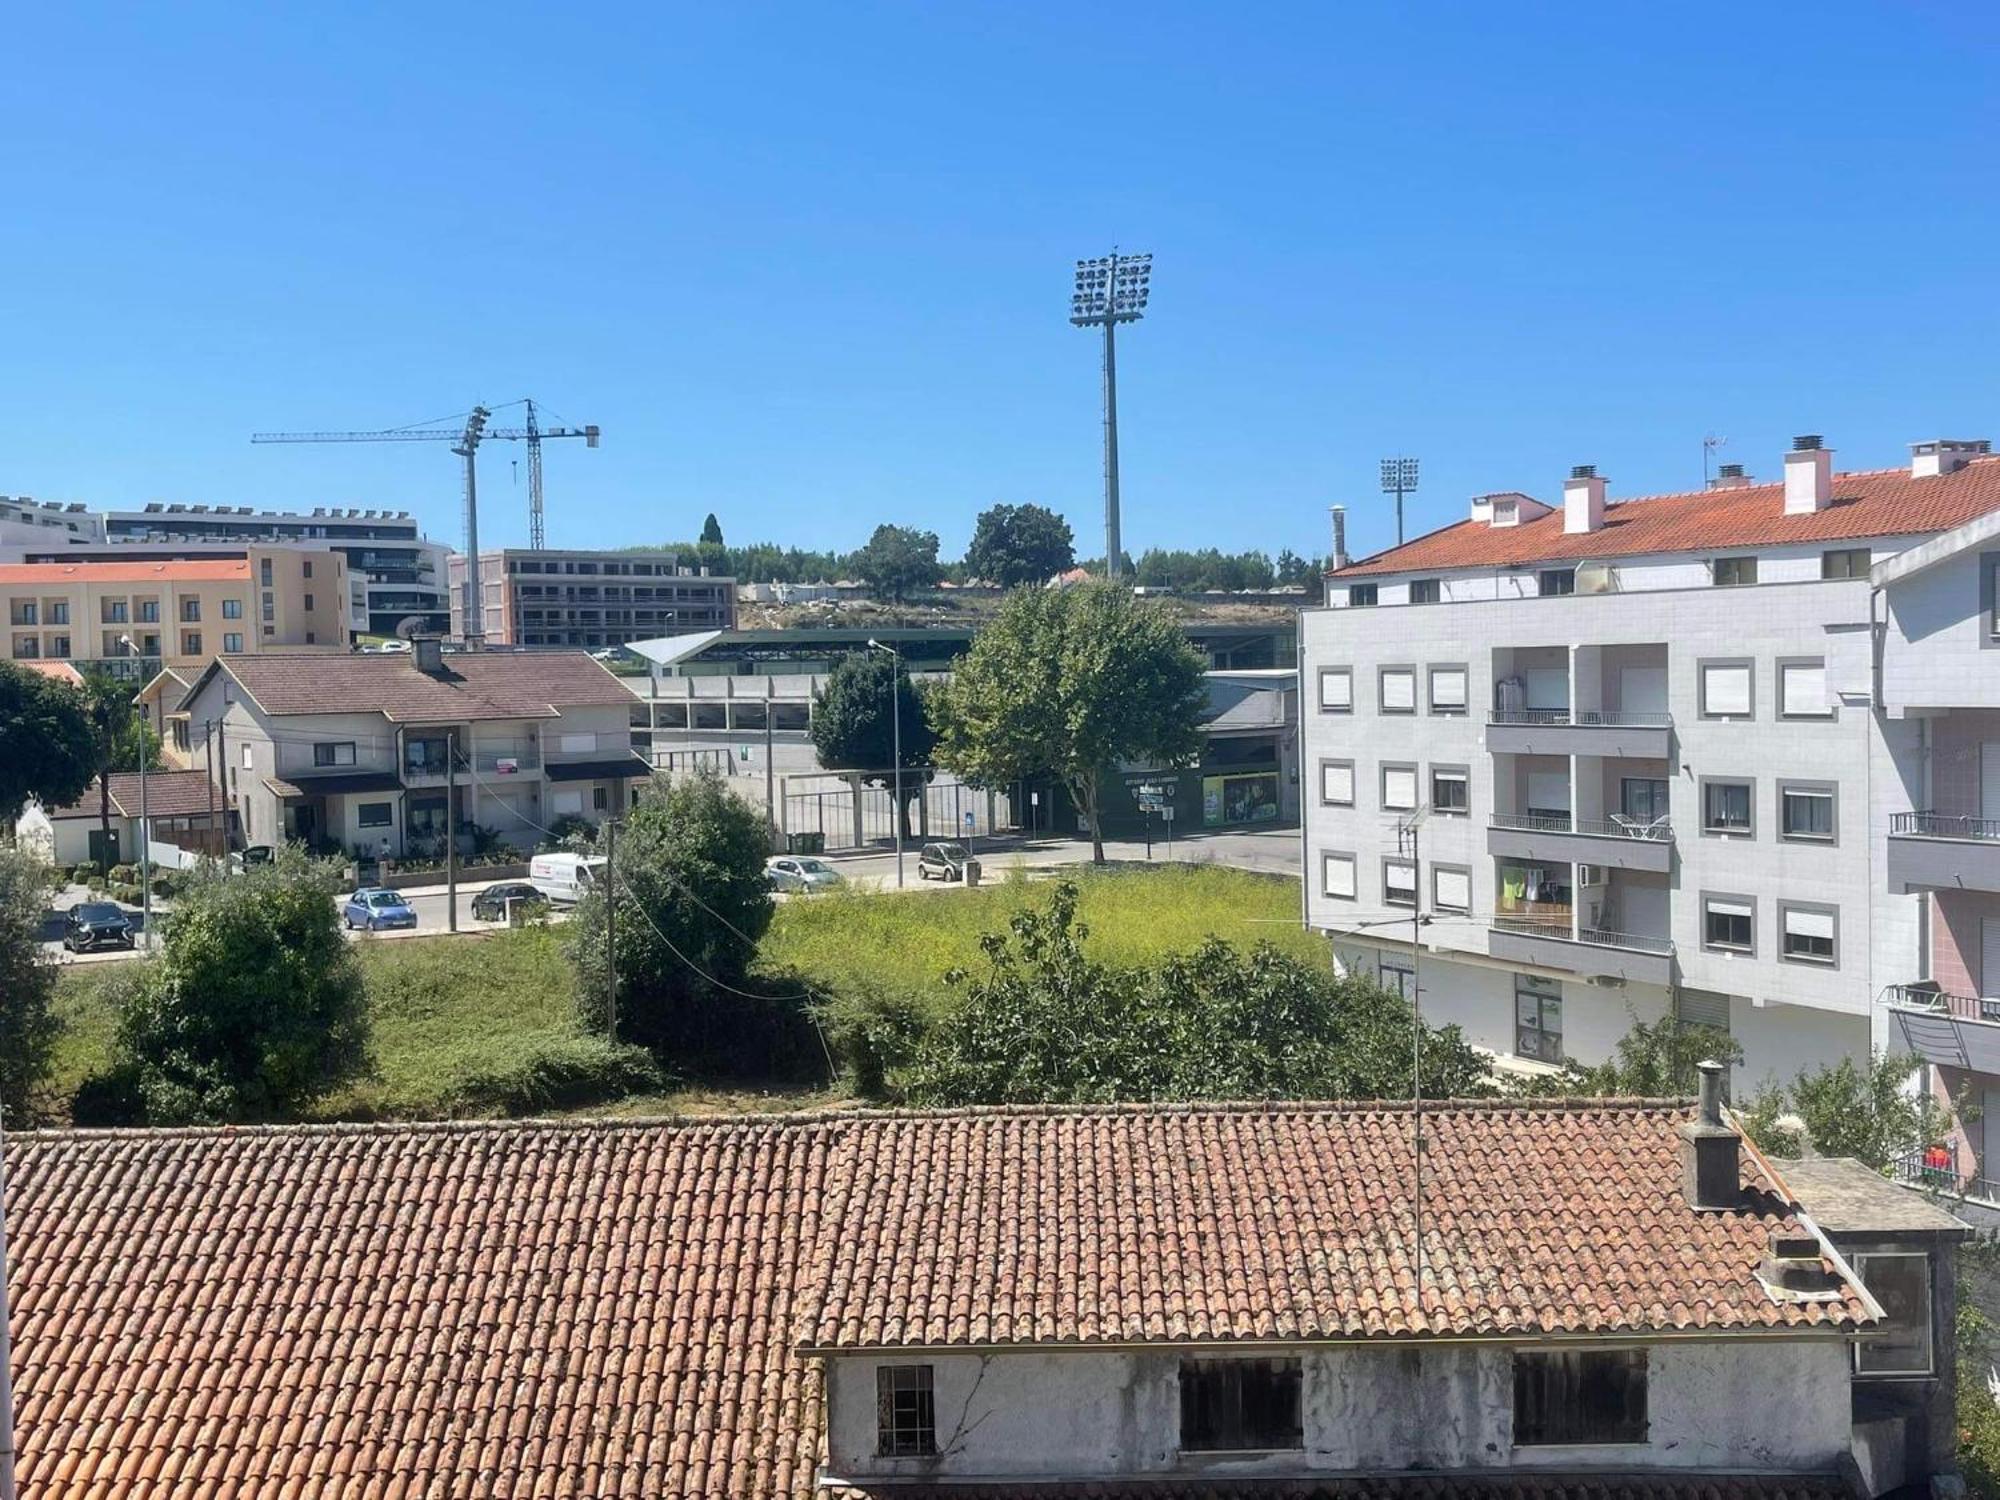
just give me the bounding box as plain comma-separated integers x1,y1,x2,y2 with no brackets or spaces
763,863,1313,1017
44,864,1309,1124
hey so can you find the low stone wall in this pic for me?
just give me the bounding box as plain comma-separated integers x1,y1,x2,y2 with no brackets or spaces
372,861,529,891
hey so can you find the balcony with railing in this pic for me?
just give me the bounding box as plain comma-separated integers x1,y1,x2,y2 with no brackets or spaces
1885,980,2000,1076
1888,809,2000,894
1485,707,1674,758
1487,809,1673,873
1890,1148,2000,1212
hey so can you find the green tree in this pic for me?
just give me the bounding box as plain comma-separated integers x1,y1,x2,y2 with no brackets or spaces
0,847,60,1122
1740,1052,1957,1167
81,666,162,856
109,849,368,1122
571,772,775,1058
700,512,725,547
963,503,1075,588
935,581,1206,862
0,660,96,823
810,651,937,839
1516,1013,1743,1099
853,524,941,602
900,882,1493,1106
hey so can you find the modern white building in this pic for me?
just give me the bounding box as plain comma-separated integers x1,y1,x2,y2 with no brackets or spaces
1302,436,2000,1090
96,502,452,638
0,493,102,550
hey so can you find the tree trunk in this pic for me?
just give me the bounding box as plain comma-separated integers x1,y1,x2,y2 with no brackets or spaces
1071,774,1106,865
98,769,112,861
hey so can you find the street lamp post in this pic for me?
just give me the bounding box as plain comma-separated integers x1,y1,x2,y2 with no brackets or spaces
119,635,151,951
867,639,905,888
1070,251,1153,579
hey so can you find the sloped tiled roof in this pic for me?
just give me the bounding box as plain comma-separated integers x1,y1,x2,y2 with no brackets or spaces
802,1101,1869,1349
46,770,218,821
0,559,252,584
180,649,636,722
1332,456,2000,577
2,1104,1867,1500
16,659,84,687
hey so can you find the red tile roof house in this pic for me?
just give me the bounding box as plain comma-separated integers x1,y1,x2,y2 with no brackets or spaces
0,1083,1970,1499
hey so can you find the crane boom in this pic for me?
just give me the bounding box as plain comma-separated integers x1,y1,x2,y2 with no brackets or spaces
250,408,600,648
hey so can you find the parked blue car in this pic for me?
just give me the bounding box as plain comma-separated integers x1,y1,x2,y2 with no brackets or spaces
342,887,418,931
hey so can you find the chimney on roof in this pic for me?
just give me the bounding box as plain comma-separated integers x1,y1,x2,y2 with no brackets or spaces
1681,1059,1741,1212
1911,438,1991,479
1783,435,1833,515
1329,506,1350,569
410,634,445,674
1563,465,1606,535
1709,463,1753,490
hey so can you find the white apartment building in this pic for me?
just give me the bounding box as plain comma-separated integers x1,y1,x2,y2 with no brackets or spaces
1302,435,2000,1091
0,493,102,550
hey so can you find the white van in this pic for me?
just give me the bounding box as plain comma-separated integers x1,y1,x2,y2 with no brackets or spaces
529,852,607,905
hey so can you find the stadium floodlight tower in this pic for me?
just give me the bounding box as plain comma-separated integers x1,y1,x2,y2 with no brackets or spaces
1070,250,1152,579
1381,455,1420,547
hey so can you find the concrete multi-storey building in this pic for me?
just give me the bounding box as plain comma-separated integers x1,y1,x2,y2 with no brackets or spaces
175,635,648,856
1302,435,2000,1091
448,548,735,649
99,503,451,637
1,551,347,678
0,493,102,550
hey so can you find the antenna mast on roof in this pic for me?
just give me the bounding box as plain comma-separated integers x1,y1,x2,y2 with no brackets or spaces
1702,433,1728,489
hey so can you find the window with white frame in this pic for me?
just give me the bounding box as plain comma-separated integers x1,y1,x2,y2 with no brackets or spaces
1379,668,1416,714
1430,766,1469,814
1515,974,1563,1063
1408,579,1441,604
1699,660,1753,718
1432,865,1470,912
1779,659,1831,719
1383,858,1417,906
1381,764,1418,811
1319,760,1354,807
876,1365,938,1456
1428,665,1467,714
1780,904,1837,965
1780,783,1836,842
1321,852,1356,900
1853,1253,1933,1376
313,741,357,768
1317,667,1352,713
1702,895,1754,954
1701,779,1753,836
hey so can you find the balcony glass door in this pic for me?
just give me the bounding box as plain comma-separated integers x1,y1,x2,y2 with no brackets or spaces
1983,742,2000,824
1621,778,1669,822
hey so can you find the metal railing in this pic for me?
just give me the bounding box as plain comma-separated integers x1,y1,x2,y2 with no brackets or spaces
1893,810,2000,841
1882,982,2000,1024
1490,812,1673,841
1890,1150,2000,1208
1492,912,1674,954
1488,709,1673,728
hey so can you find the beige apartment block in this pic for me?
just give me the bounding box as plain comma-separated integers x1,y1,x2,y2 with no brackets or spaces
0,547,347,674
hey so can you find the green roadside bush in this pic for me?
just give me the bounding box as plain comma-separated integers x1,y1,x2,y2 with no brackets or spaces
436,1033,662,1116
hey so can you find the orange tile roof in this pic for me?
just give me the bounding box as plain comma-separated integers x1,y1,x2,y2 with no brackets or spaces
0,559,252,585
2,1104,1866,1500
1332,456,2000,577
46,770,218,821
16,659,83,686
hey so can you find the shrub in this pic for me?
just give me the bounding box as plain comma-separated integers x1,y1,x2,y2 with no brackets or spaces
71,861,100,882
0,847,61,1121
438,1033,662,1116
109,863,137,884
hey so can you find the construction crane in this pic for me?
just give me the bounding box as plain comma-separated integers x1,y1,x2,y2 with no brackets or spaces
252,405,600,647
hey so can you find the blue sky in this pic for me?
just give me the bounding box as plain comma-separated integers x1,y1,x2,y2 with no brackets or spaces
5,3,1997,564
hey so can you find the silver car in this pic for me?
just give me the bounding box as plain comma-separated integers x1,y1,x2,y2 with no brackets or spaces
765,856,844,894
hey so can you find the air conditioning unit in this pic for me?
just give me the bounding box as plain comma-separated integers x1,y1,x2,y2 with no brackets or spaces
1587,974,1627,989
1577,863,1607,886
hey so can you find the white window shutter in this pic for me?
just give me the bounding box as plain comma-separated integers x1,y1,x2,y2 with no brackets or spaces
1704,664,1751,716
1322,763,1354,804
1320,670,1352,710
1785,908,1836,941
1707,898,1754,921
1323,854,1356,898
1434,868,1470,910
1431,669,1467,709
1781,663,1827,717
1382,670,1415,711
1384,768,1417,808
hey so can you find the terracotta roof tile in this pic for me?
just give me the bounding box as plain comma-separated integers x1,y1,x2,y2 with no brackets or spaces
185,651,636,723
0,560,253,585
2,1105,1867,1500
1332,456,2000,577
47,770,218,822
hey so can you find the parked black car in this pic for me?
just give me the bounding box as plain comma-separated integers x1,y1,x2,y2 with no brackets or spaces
471,881,549,922
64,901,134,952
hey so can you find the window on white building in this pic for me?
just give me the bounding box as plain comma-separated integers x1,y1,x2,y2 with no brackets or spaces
1317,668,1352,713
1319,760,1354,807
1699,661,1754,718
1408,578,1441,604
1432,866,1470,912
1430,766,1469,815
1780,783,1836,842
1381,765,1417,811
314,742,357,768
1515,974,1563,1063
1321,852,1356,900
1428,666,1467,713
1513,1350,1648,1446
1701,780,1753,836
1781,904,1838,966
1853,1253,1933,1376
1378,956,1414,999
1383,858,1417,906
1702,895,1754,954
1712,555,1759,587
875,1365,937,1457
1179,1358,1303,1453
1779,659,1831,719
1379,668,1416,714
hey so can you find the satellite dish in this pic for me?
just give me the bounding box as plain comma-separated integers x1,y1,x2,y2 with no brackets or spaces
394,616,428,641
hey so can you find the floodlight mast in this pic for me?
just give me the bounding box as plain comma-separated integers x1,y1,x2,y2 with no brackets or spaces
1071,251,1152,580
1381,456,1420,547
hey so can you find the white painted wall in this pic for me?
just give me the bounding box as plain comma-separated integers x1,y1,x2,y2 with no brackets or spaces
824,1339,1853,1481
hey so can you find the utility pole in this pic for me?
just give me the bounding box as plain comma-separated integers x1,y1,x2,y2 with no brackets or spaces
764,685,778,853
121,636,150,947
205,719,217,858
1070,251,1153,579
604,819,619,1040
445,727,458,933
216,716,228,861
